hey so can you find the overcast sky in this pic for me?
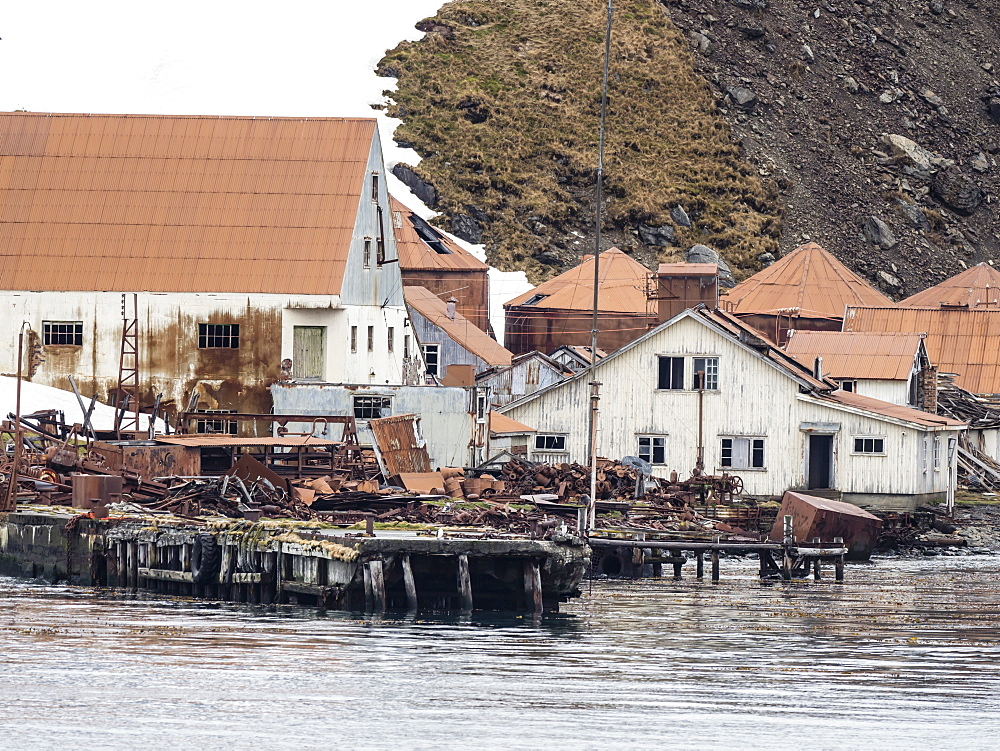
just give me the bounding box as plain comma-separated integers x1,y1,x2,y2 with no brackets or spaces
0,0,532,333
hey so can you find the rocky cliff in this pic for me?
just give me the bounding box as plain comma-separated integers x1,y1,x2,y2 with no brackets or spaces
379,0,999,293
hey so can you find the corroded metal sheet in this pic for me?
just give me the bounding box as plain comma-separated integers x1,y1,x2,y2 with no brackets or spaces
369,413,431,475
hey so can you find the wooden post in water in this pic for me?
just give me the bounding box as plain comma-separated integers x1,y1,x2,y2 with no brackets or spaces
362,560,373,611
835,555,845,582
813,558,821,581
758,550,767,578
781,551,793,581
369,558,386,613
523,559,543,614
696,551,704,579
402,553,418,611
673,558,683,580
711,550,720,582
457,554,474,612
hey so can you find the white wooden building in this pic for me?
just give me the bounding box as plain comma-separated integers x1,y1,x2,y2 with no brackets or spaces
0,112,422,422
784,331,934,407
501,307,965,510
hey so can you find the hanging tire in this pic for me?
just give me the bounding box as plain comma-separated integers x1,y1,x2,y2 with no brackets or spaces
191,533,221,584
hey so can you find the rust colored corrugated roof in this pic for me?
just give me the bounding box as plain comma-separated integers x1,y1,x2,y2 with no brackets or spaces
155,435,339,447
390,196,487,272
504,248,652,313
900,263,1000,308
784,330,924,381
655,262,718,276
489,411,536,434
404,286,512,367
844,306,1000,394
0,111,377,295
816,390,965,427
723,243,893,318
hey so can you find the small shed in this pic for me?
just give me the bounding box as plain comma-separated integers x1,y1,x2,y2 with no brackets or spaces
769,491,883,560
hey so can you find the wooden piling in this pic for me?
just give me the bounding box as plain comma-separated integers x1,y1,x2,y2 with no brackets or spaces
711,550,720,582
457,553,474,611
835,554,845,582
362,560,373,611
696,551,704,579
781,551,793,581
369,558,386,613
401,553,418,611
524,559,543,614
673,559,683,579
813,558,821,581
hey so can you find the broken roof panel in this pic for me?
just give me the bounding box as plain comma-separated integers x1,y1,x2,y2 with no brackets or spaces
404,286,513,367
844,306,1000,394
0,111,377,296
784,330,924,381
815,389,965,428
723,242,893,318
900,263,1000,309
504,248,652,313
390,196,487,272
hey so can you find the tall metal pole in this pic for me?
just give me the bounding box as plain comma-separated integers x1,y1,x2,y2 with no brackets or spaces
586,0,614,534
4,322,29,512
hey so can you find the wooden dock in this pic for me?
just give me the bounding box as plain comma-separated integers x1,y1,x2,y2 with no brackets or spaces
589,534,848,582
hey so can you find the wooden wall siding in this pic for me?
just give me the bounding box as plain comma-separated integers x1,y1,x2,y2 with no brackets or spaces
479,356,568,408
855,379,909,406
407,308,489,377
503,315,959,498
401,269,490,332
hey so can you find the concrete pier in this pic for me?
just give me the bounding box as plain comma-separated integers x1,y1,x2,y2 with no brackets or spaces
0,508,589,612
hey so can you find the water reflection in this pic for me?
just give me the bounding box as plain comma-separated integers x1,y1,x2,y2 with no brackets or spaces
1,556,999,749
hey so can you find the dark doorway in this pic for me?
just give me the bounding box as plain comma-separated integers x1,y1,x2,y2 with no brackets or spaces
808,434,833,489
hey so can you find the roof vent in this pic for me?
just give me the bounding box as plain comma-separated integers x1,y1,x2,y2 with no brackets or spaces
446,297,458,320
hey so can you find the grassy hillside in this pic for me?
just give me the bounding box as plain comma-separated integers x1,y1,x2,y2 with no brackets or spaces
379,0,781,282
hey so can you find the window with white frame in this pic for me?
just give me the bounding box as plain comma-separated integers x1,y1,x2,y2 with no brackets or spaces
638,435,666,465
535,434,567,452
692,357,719,390
839,380,856,393
43,321,83,346
422,344,440,377
933,436,941,470
353,395,391,420
853,436,886,455
657,356,684,390
721,437,765,469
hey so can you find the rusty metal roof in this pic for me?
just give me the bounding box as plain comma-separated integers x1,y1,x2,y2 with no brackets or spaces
504,248,652,313
655,262,718,276
391,196,487,272
723,243,893,318
489,411,536,434
404,286,512,367
784,330,924,381
0,112,377,295
368,413,431,474
900,263,1000,308
816,390,965,428
844,306,1000,395
155,435,339,447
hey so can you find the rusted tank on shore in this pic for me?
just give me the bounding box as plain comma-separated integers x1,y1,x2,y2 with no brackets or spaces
769,491,883,560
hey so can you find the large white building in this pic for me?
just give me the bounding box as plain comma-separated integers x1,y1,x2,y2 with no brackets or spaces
501,307,965,510
0,112,422,422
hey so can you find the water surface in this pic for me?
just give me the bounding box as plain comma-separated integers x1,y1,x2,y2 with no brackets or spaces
1,556,998,749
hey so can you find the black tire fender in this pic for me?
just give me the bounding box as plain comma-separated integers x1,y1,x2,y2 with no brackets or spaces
191,533,222,584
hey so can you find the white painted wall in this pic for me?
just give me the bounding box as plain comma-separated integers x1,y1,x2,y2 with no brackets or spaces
502,314,960,501
854,378,909,406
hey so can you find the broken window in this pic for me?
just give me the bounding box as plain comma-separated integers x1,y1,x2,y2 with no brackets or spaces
198,323,239,349
657,356,684,390
692,357,719,390
195,409,237,435
422,344,440,377
853,437,885,454
350,326,358,354
721,437,765,469
534,434,567,451
638,436,666,465
404,334,411,359
353,395,391,420
367,326,375,352
43,321,83,346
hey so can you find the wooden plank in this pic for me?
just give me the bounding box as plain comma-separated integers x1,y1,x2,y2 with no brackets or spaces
138,567,195,582
232,572,263,584
402,553,418,611
457,554,474,611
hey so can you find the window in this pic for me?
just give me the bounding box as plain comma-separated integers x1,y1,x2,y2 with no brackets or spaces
198,323,239,349
692,357,719,390
387,327,395,352
404,335,411,359
371,172,379,202
363,238,372,268
933,436,941,470
196,410,237,435
476,393,488,422
422,344,440,377
522,293,549,306
367,326,374,352
657,356,684,390
721,437,765,469
853,437,885,454
376,237,386,266
353,395,391,420
350,326,358,354
535,434,567,451
43,321,83,346
638,436,666,465
839,380,856,393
